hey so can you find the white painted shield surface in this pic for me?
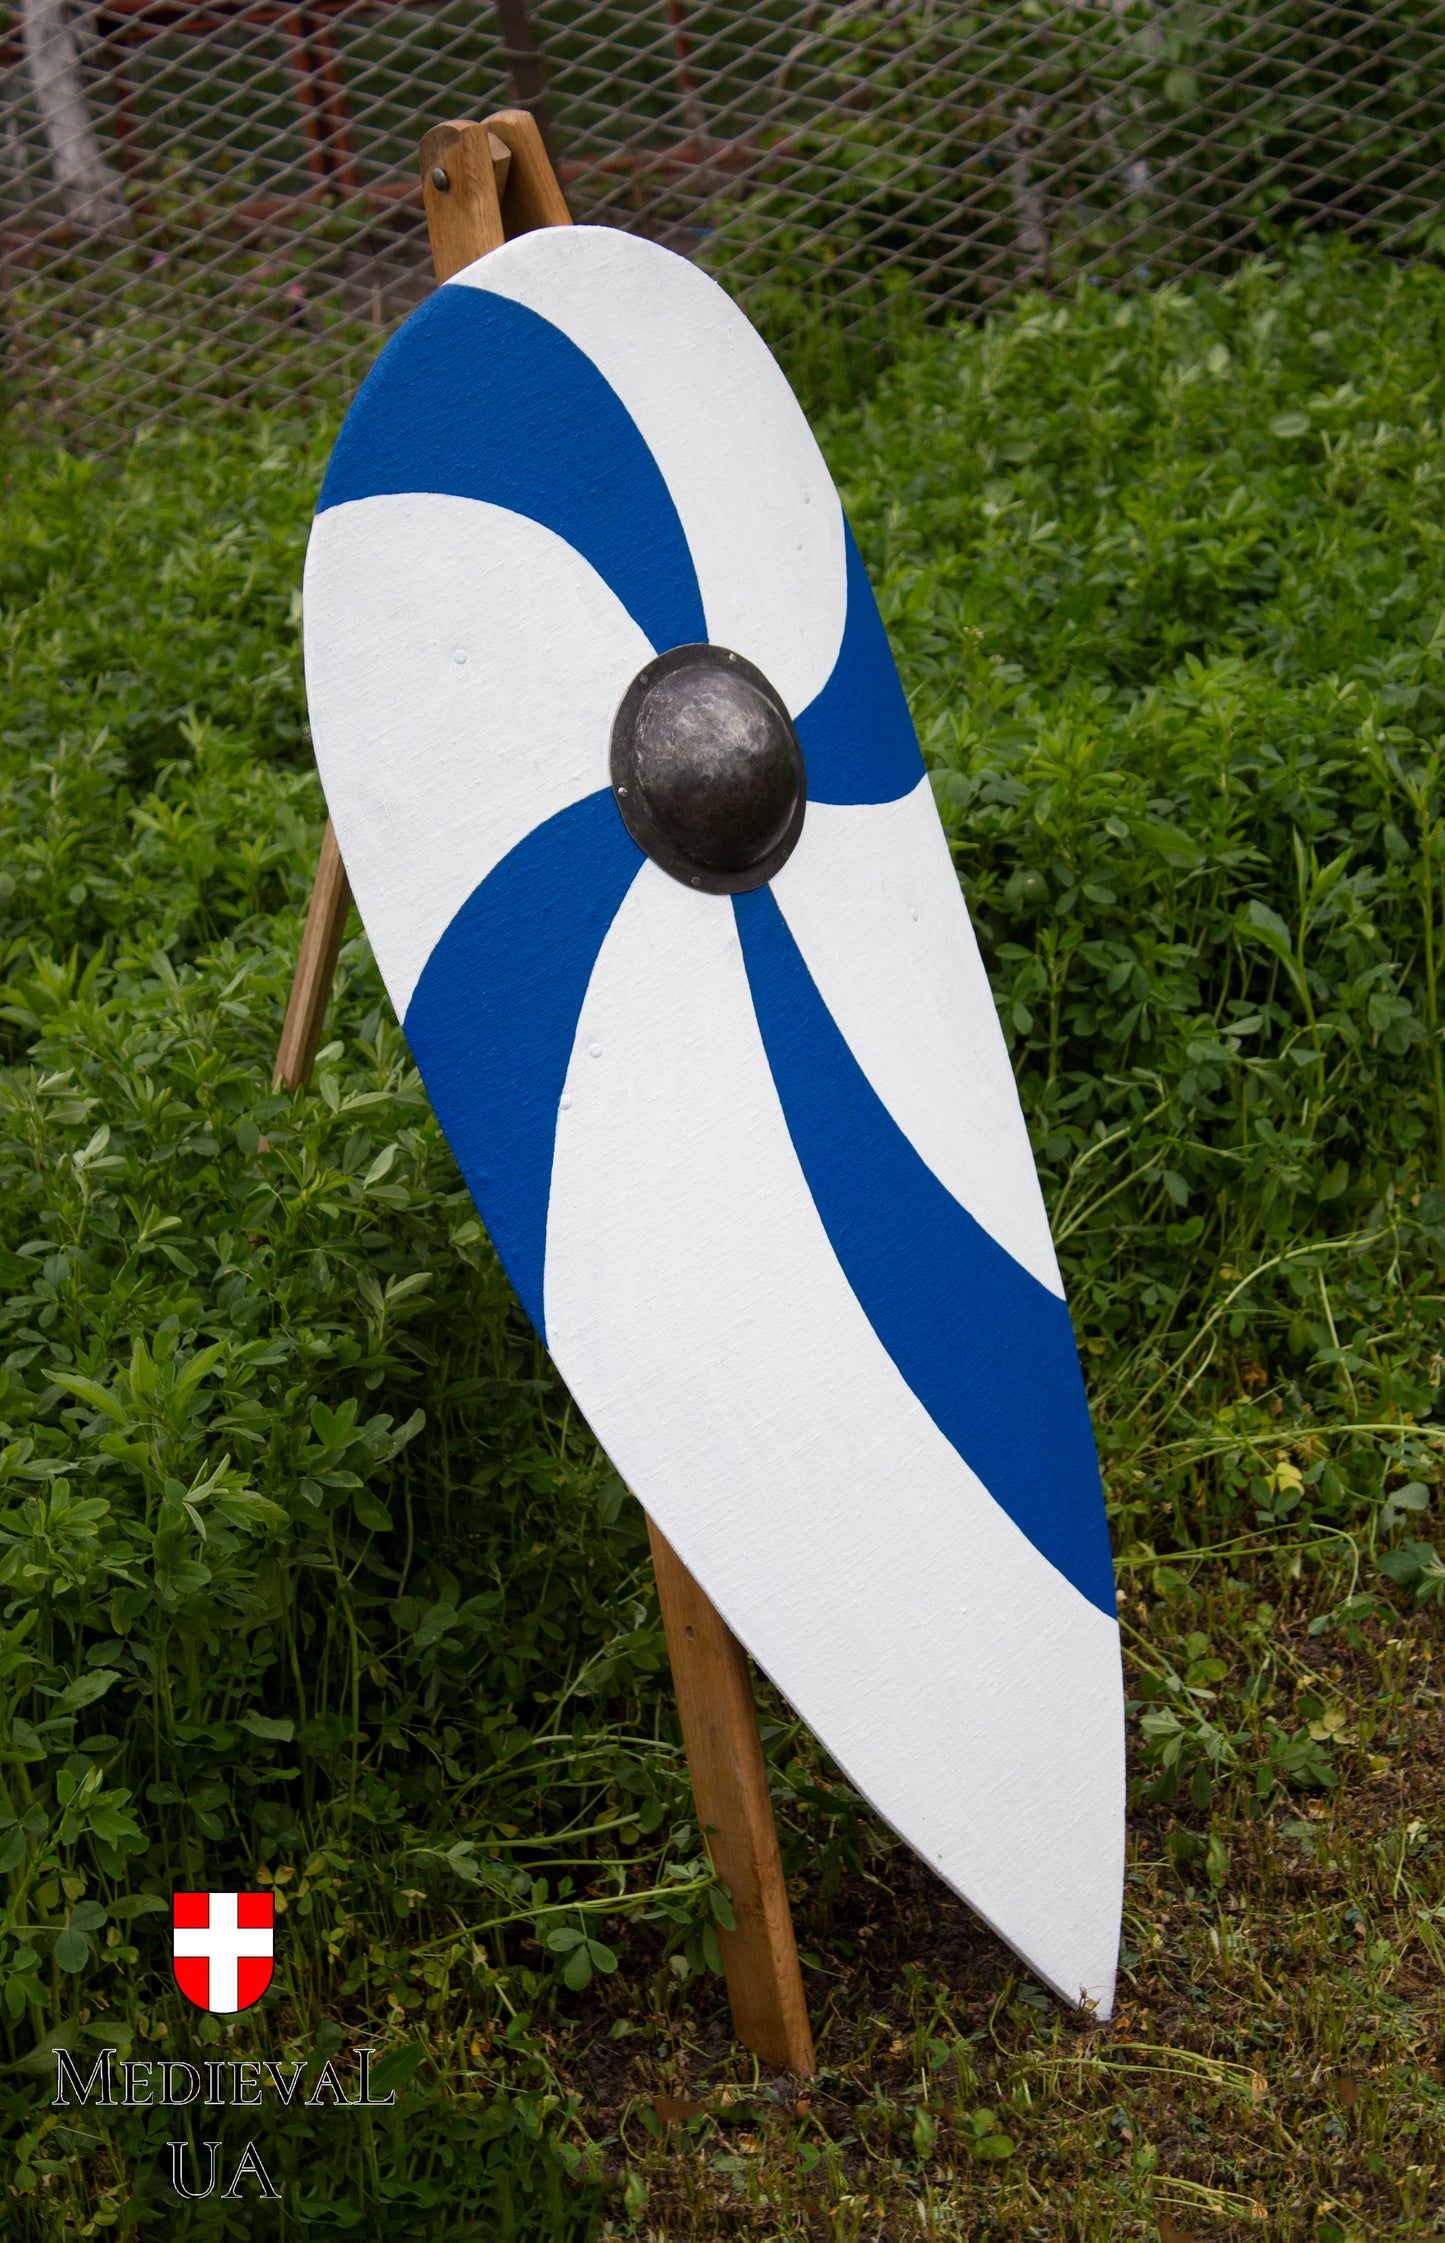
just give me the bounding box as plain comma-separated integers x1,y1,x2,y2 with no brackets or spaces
303,226,1125,2014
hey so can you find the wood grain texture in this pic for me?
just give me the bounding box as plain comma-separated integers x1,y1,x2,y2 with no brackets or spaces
484,108,572,237
419,120,508,281
272,817,351,1091
648,1519,816,2076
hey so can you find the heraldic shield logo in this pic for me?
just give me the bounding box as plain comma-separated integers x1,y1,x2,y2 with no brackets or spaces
172,1892,274,2014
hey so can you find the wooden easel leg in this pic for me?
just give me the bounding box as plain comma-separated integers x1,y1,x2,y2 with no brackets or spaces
648,1520,816,2075
274,817,352,1091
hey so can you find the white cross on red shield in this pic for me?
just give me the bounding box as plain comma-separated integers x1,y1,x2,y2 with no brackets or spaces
172,1891,274,2014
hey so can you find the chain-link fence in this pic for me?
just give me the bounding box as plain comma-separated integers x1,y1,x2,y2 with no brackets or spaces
4,1,1445,439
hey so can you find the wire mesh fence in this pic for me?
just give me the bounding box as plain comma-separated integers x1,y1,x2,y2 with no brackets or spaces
4,1,1445,441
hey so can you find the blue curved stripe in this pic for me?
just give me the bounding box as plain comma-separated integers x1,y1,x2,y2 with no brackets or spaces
318,285,707,657
404,791,644,1340
795,525,926,806
733,886,1116,1617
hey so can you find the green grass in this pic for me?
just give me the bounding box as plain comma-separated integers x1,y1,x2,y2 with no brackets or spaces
0,236,1442,2238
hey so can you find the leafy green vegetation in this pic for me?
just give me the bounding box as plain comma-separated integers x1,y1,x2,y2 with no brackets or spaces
705,0,1445,409
1,238,1442,2237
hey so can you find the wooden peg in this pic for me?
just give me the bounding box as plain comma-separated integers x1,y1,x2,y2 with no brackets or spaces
649,1522,816,2075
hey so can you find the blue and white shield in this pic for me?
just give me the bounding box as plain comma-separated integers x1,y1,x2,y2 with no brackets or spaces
303,226,1124,2015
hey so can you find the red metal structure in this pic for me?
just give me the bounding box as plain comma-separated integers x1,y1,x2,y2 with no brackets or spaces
97,0,370,205
4,0,761,240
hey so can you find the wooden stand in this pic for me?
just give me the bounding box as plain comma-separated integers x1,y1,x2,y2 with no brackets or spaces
275,109,815,2078
648,1523,814,2070
273,815,350,1092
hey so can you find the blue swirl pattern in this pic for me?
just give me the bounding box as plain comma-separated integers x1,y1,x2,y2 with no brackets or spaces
314,272,1114,1623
